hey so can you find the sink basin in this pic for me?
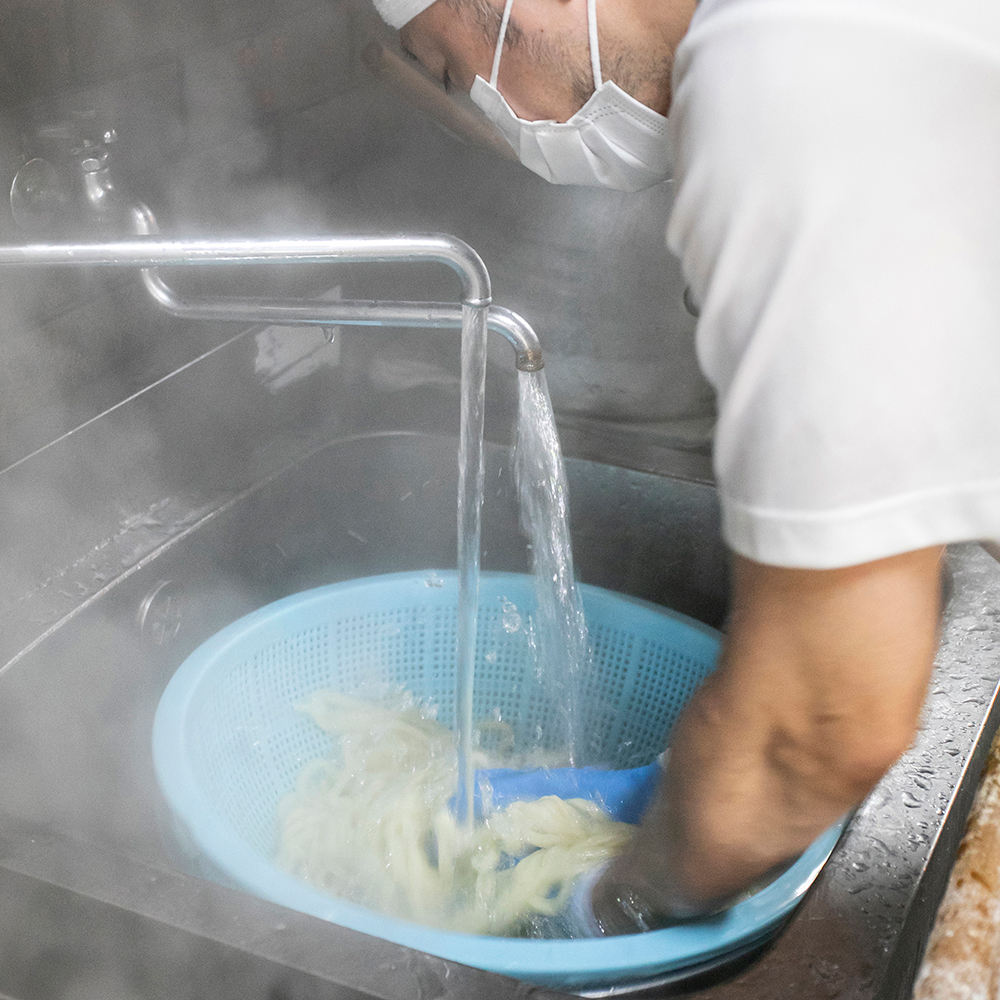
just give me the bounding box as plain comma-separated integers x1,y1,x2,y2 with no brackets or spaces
0,429,995,1000
0,431,726,864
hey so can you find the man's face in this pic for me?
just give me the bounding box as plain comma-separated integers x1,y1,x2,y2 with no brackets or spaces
399,0,598,122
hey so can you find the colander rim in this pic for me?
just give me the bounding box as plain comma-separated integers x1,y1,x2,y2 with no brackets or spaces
152,569,846,989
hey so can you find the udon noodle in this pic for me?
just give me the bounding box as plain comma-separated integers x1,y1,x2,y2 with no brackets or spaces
276,690,633,935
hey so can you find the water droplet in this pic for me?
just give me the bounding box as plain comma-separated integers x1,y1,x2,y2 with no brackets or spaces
424,572,444,588
500,599,522,633
901,791,922,808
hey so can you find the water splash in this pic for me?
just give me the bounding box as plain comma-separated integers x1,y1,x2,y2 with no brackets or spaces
500,598,522,633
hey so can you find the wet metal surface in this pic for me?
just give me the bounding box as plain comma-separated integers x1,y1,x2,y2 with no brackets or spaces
0,434,995,1000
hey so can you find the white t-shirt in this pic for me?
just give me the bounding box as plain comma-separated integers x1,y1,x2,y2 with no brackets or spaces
667,0,1000,568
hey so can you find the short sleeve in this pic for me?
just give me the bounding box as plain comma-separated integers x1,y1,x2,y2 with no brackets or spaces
668,0,1000,567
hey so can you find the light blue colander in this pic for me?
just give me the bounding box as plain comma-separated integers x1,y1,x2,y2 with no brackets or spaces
152,570,844,991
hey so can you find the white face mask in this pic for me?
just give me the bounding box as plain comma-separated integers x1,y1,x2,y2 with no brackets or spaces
469,0,672,192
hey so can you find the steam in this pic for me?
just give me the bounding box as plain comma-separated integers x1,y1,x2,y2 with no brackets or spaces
0,1,711,995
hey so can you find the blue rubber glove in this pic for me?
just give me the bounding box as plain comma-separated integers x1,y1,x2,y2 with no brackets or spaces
454,755,670,936
470,754,664,823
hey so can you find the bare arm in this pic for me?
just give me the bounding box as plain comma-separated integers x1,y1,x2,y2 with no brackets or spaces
592,546,945,932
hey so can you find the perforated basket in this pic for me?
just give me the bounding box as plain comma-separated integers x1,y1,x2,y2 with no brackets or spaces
153,570,844,991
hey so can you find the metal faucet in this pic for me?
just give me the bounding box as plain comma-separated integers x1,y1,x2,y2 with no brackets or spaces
7,125,544,372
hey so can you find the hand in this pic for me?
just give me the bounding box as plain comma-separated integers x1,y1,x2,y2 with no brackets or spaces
585,842,799,935
595,546,944,916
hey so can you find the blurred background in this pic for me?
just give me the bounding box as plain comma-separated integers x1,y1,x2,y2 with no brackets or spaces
0,0,714,661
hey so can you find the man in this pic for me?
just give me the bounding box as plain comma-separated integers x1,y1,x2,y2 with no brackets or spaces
373,0,1000,932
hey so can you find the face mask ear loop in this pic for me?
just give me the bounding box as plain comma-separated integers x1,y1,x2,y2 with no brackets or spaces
587,0,603,88
490,0,516,87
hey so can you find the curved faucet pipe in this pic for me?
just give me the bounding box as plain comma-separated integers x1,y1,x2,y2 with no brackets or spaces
485,307,544,372
130,202,541,371
0,233,491,307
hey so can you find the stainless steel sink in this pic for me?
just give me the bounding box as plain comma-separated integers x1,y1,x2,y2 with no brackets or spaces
0,428,996,1000
0,430,726,863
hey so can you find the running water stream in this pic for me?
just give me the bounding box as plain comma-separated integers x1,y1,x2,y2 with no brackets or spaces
454,312,589,825
274,305,606,935
515,369,588,760
455,304,488,828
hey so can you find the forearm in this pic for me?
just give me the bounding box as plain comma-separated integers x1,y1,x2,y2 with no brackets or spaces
593,546,945,931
